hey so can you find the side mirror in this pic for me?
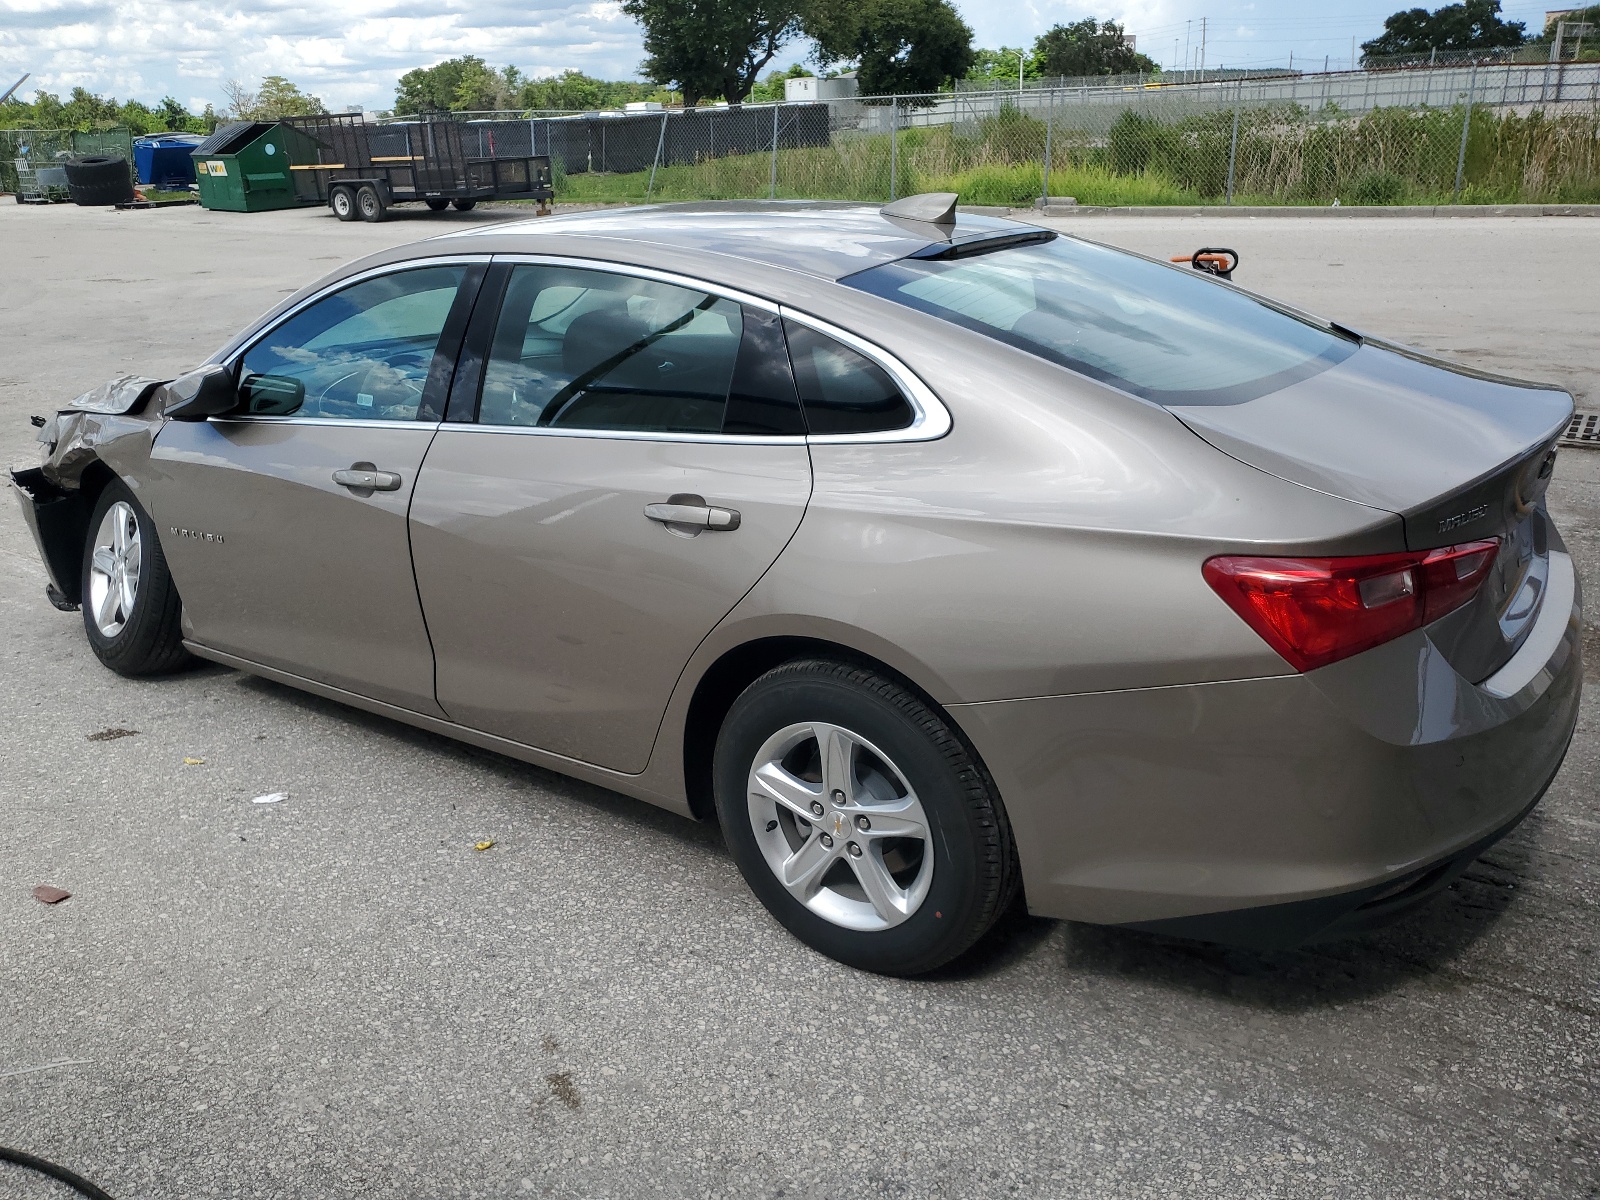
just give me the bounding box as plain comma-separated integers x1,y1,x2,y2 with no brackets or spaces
160,365,239,421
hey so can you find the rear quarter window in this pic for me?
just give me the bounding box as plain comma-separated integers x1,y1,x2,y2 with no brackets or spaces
783,320,915,435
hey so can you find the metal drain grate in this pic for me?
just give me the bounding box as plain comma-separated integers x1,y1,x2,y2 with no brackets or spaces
1560,409,1600,448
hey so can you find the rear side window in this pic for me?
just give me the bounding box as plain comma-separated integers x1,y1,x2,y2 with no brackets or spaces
478,264,745,434
843,236,1355,406
783,320,915,435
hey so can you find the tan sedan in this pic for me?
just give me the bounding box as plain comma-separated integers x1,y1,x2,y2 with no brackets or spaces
11,198,1582,973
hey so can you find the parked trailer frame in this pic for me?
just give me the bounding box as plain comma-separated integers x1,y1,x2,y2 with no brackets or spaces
283,113,554,222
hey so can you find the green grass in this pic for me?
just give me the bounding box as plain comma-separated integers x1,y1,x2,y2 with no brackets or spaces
546,102,1600,209
914,161,1203,207
553,155,1203,209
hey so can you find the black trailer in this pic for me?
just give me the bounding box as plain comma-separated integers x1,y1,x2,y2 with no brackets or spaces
283,112,554,222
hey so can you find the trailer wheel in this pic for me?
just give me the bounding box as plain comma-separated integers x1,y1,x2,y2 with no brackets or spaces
330,187,357,221
425,198,450,212
451,198,477,212
357,185,386,222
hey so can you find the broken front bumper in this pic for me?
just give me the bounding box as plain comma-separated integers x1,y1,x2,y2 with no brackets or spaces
9,467,89,609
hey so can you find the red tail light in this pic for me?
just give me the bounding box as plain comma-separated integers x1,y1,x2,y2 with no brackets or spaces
1203,539,1499,672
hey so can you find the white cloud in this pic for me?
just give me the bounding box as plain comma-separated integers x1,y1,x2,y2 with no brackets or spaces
0,0,653,111
0,0,1418,112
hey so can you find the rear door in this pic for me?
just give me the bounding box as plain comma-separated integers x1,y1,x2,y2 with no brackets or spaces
408,260,812,772
149,259,484,714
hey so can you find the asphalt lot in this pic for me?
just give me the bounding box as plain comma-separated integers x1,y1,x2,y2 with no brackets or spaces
1,200,1597,1200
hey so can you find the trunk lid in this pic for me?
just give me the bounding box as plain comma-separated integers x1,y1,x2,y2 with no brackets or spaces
1171,341,1572,683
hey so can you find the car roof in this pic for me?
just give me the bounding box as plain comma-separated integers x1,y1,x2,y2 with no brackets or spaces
433,200,1035,282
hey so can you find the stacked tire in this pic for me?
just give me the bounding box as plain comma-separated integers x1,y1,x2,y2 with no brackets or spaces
64,155,135,206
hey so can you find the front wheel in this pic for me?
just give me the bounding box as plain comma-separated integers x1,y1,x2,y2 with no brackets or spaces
81,480,192,676
425,198,450,212
330,187,356,221
714,659,1019,975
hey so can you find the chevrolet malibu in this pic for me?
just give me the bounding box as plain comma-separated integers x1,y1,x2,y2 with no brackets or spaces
11,196,1581,975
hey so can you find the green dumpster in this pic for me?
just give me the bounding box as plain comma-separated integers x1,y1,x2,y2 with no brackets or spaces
191,121,317,212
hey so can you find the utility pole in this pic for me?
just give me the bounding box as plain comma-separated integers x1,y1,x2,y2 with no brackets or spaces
1185,21,1191,84
1352,36,1357,70
1200,17,1207,78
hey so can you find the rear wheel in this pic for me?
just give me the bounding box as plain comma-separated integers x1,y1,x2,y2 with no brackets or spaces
356,185,385,222
714,659,1019,975
81,480,192,676
330,187,356,221
425,198,450,212
451,198,476,212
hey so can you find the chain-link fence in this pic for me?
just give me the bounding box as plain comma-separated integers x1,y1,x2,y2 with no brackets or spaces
1,127,134,198
386,63,1600,209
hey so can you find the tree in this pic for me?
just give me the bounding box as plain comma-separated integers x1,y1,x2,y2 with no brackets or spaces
1361,0,1526,59
256,76,326,117
1031,19,1159,78
453,58,520,111
806,0,975,98
965,47,1039,87
159,96,190,131
395,57,480,114
224,76,324,121
521,70,607,111
621,0,803,107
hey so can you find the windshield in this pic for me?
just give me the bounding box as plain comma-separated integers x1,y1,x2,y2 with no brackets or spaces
844,235,1355,406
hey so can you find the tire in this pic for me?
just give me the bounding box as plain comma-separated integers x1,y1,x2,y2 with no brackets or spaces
330,187,357,221
451,198,476,212
63,155,135,206
80,480,192,676
714,659,1019,976
425,198,450,212
356,184,385,222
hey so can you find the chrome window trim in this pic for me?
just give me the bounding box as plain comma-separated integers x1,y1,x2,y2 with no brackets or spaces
430,425,809,446
488,253,780,315
209,416,444,431
206,254,495,369
457,253,951,445
778,305,952,444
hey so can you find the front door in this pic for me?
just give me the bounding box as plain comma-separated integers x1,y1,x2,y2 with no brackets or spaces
409,261,813,772
148,262,481,714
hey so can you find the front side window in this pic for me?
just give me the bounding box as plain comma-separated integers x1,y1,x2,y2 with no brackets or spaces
844,236,1355,406
238,265,467,421
478,265,748,434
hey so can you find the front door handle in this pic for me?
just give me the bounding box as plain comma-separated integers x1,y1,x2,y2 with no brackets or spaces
333,466,402,493
644,493,741,532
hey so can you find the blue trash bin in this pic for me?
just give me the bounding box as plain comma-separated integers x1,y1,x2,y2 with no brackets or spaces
133,134,204,189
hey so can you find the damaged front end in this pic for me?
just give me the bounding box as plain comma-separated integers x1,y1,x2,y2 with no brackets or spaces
9,374,168,610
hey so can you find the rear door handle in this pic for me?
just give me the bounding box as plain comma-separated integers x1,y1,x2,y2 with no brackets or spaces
644,493,741,532
333,467,402,492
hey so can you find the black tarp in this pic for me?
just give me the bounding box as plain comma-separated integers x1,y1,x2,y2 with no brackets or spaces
525,104,831,176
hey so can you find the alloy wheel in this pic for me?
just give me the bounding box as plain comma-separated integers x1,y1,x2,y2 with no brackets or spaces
746,721,934,931
87,500,141,637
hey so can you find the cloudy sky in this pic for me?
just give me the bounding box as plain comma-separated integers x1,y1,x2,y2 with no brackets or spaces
0,0,1562,113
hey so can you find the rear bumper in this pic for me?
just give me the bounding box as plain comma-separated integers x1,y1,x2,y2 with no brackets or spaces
952,545,1583,949
9,467,88,607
